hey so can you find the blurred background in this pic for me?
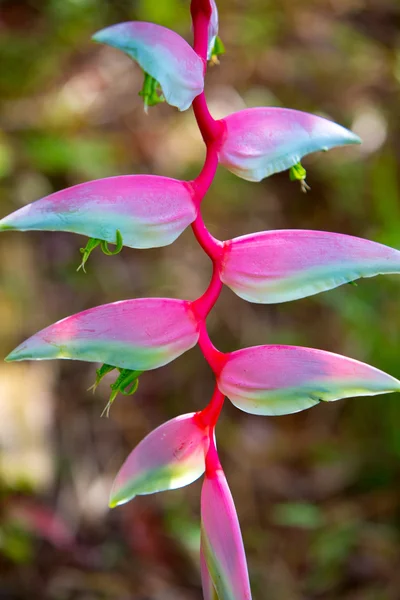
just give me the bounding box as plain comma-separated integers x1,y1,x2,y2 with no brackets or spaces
1,0,400,598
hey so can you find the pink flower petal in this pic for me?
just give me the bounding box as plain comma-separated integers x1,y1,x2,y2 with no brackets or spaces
219,229,400,303
110,413,209,506
218,107,360,182
0,176,197,249
201,467,252,600
6,298,200,371
93,22,204,111
218,345,400,416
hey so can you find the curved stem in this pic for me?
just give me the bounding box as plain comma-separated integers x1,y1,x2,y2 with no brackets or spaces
199,384,225,429
189,0,228,423
191,143,219,202
193,262,223,318
205,424,222,475
191,212,223,261
192,93,223,144
197,320,226,374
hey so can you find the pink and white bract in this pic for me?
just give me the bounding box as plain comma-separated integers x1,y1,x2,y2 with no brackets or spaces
110,412,210,507
218,107,361,182
218,345,400,416
93,22,205,111
0,175,198,249
6,298,200,371
2,1,400,599
219,229,400,304
201,465,252,600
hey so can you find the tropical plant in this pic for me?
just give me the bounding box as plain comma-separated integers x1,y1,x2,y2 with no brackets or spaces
2,1,400,598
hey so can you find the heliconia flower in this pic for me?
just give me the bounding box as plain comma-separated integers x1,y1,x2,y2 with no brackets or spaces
207,0,219,60
6,298,200,371
201,464,252,600
217,107,361,182
0,175,198,250
109,412,210,507
219,230,400,304
92,22,204,111
217,345,400,416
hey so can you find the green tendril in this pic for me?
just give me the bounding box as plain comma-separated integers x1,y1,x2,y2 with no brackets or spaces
210,36,225,65
100,229,123,256
139,72,165,114
110,369,140,398
289,162,311,193
89,366,143,418
77,238,101,273
77,230,123,272
87,363,116,393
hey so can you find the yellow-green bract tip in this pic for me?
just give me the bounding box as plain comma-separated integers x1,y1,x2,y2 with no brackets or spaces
109,489,135,508
5,349,21,362
108,498,121,509
0,222,15,231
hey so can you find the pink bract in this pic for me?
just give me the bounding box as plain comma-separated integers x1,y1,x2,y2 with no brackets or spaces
0,175,198,249
219,229,400,304
110,412,210,507
201,466,252,600
218,107,360,182
93,22,204,111
6,298,200,372
218,345,400,416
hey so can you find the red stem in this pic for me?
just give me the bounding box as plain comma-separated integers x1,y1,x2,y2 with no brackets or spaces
197,320,226,374
189,0,228,435
192,94,223,144
191,213,222,260
191,0,211,59
205,425,222,474
191,143,219,203
193,262,223,317
199,385,225,428
196,385,224,474
190,0,222,144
